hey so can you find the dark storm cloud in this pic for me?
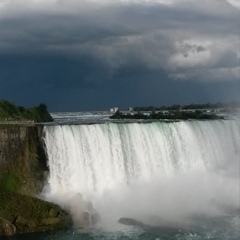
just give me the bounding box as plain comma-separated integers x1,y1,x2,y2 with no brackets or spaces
0,0,239,110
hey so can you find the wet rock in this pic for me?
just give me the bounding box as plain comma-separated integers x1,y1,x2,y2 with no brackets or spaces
86,201,100,225
91,212,100,225
0,217,17,236
75,211,100,228
41,217,60,226
26,219,37,228
49,208,59,218
118,217,145,228
81,212,90,227
118,217,190,237
14,216,27,226
86,201,94,211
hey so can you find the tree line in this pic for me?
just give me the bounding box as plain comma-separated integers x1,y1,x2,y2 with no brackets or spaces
0,99,53,122
133,101,240,112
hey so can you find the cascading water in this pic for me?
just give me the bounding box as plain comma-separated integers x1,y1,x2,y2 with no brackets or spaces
42,118,240,233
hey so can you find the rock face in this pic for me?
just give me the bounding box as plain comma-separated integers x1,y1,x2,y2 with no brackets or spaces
77,211,100,228
14,216,27,226
0,217,17,236
0,124,73,237
42,218,60,226
118,218,145,228
0,124,48,196
0,191,71,237
0,123,102,236
67,195,100,229
118,217,190,237
49,208,59,218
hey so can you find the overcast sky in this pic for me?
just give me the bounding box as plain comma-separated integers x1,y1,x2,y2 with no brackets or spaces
0,0,239,111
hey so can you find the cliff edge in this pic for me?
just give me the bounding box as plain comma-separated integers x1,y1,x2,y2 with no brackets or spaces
0,123,71,236
0,124,47,195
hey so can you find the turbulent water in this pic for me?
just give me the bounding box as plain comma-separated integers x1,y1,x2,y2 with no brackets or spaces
30,116,239,240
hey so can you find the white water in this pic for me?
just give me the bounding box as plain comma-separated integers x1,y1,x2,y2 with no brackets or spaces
43,119,240,225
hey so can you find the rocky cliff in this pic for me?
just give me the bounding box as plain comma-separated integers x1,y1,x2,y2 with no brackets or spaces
0,123,72,236
0,123,48,195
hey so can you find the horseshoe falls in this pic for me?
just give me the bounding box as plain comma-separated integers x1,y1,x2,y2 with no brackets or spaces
42,118,240,239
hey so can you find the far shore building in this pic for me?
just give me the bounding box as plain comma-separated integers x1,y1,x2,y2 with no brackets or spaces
110,107,119,113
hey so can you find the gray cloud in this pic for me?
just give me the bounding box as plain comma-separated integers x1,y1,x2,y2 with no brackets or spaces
0,0,239,110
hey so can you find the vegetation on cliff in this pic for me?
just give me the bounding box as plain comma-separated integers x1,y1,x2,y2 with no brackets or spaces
0,99,53,122
0,170,21,193
133,100,240,112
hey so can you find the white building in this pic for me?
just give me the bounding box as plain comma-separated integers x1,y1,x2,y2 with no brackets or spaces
110,107,119,113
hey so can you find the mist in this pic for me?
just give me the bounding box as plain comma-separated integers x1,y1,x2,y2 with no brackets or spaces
94,170,239,228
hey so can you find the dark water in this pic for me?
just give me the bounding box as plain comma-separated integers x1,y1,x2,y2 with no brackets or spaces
4,214,240,240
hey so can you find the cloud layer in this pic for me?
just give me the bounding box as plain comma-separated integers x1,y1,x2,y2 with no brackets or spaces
0,0,239,110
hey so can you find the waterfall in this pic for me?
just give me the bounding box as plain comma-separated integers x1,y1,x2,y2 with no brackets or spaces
43,119,240,224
